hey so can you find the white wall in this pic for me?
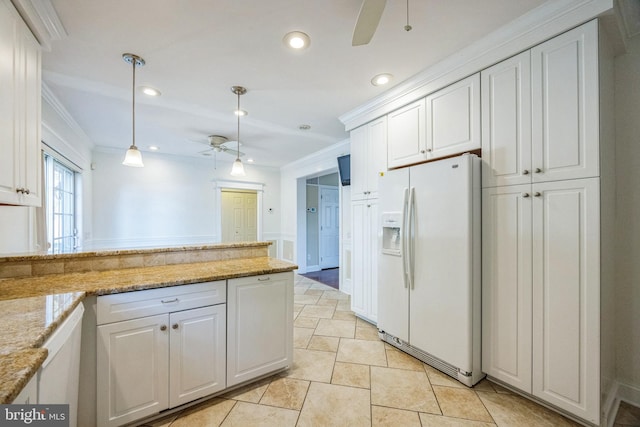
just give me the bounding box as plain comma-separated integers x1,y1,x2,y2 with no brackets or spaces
279,139,350,271
89,149,280,249
614,33,640,400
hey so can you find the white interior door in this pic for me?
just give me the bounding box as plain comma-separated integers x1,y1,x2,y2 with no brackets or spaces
319,187,339,268
221,191,257,242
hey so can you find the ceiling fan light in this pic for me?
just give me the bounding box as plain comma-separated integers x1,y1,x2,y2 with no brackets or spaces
230,158,246,176
283,31,310,50
122,145,144,167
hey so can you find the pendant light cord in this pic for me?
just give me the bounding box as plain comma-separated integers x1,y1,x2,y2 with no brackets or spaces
236,91,241,161
132,58,136,149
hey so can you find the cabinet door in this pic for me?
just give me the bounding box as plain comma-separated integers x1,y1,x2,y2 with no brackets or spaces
426,73,480,160
12,374,37,404
97,314,169,427
481,52,532,188
387,99,426,169
0,2,41,206
531,20,599,183
482,184,532,392
0,2,18,204
227,272,293,387
532,178,600,423
169,305,226,408
16,26,41,206
367,117,387,199
350,125,368,200
350,200,368,318
367,199,379,322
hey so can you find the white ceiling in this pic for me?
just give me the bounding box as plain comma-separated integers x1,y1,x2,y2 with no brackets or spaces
42,0,548,168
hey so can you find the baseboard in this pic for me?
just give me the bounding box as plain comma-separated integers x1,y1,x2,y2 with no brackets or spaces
618,381,640,407
603,380,640,427
602,381,619,427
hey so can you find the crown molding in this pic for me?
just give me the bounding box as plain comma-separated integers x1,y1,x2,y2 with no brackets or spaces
41,82,92,144
339,0,614,131
10,0,66,50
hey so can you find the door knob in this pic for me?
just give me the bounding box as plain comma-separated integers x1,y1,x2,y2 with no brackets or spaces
522,193,530,198
172,324,179,330
534,192,541,197
535,168,542,173
160,325,167,331
523,170,529,175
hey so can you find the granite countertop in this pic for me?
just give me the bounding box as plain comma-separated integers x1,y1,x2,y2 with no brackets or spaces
0,256,297,403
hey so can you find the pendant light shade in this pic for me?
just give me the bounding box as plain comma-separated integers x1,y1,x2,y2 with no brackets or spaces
123,145,143,167
122,53,145,167
230,86,247,177
230,158,245,176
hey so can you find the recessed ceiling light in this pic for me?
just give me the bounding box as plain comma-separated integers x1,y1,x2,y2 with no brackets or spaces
299,124,311,130
283,31,310,50
234,109,248,116
247,158,255,163
140,86,161,96
371,73,393,86
149,145,159,151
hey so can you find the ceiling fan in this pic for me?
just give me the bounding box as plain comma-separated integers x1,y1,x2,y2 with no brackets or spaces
198,135,244,157
352,0,412,46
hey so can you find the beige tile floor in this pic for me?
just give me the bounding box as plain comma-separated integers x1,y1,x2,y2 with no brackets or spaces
140,275,587,427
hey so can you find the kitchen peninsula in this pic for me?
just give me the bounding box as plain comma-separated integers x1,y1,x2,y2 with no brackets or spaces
0,241,297,427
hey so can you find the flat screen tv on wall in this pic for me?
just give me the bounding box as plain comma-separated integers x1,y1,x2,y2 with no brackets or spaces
337,155,350,186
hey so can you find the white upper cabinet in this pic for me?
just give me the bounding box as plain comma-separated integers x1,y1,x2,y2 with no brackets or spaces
351,116,387,200
426,73,481,160
481,52,532,187
0,0,41,206
531,20,599,183
483,21,599,188
387,99,426,169
387,73,480,170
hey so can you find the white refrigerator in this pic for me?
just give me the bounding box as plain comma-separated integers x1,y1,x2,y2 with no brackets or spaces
377,153,483,386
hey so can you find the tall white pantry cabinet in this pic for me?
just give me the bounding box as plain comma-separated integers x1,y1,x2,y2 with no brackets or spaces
481,19,615,425
350,117,386,323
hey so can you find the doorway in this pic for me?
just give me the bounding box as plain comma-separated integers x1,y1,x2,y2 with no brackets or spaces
305,173,339,272
221,190,257,242
214,180,264,245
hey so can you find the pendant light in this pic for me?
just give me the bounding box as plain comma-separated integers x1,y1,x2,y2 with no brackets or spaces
230,86,247,177
122,53,145,167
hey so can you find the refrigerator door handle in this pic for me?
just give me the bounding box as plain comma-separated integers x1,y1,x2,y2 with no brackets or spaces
401,187,409,288
408,187,416,289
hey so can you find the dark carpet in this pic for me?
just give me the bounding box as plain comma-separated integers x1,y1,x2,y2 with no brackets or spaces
301,268,339,290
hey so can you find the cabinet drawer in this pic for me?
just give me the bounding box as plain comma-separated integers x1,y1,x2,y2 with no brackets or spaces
97,281,226,325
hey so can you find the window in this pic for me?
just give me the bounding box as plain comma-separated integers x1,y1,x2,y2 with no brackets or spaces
44,153,77,254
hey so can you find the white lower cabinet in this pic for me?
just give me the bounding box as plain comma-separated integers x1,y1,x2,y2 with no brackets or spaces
227,272,294,387
482,177,600,423
96,282,226,427
351,198,378,323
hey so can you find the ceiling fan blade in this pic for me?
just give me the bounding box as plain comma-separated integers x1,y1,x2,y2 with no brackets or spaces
352,0,386,46
222,147,245,157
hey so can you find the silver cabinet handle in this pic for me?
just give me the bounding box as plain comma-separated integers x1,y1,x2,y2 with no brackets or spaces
522,193,530,198
24,188,30,194
420,149,426,154
172,324,179,330
523,170,529,175
160,325,167,331
258,277,271,282
534,192,541,197
426,148,432,152
161,298,179,304
535,168,542,173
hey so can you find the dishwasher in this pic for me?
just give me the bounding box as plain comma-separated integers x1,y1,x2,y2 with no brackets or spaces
39,303,84,427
